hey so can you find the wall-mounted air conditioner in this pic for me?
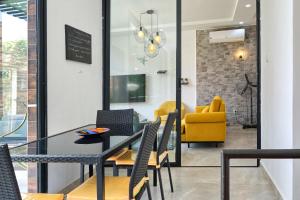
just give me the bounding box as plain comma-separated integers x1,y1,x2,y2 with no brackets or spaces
209,29,245,44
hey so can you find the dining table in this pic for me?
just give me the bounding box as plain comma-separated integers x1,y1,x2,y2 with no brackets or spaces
5,124,149,200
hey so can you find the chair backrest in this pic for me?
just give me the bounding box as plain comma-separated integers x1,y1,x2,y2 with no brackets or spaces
0,144,22,200
129,118,161,198
96,109,134,136
158,111,177,156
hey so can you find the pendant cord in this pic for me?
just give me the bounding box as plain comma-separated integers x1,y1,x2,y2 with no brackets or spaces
151,13,153,34
156,13,159,33
139,14,142,27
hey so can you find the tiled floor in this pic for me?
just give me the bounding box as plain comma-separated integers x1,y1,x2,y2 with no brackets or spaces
140,126,279,199
140,167,281,200
181,125,257,166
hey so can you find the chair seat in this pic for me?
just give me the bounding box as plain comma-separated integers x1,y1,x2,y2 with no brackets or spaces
67,176,147,200
22,193,64,200
106,148,129,161
115,150,168,168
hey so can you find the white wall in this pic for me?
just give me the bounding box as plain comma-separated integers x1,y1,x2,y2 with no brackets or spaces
261,0,294,199
182,30,197,113
47,0,102,192
110,30,196,119
110,29,177,120
293,0,300,199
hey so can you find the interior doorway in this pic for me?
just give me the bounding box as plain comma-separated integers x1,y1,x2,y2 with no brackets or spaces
180,0,260,167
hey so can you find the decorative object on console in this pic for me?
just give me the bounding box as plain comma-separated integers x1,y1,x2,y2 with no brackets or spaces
157,70,167,74
133,10,166,59
181,78,189,85
137,56,149,65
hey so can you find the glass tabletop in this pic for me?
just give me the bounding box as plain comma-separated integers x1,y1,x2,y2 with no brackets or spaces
5,125,132,156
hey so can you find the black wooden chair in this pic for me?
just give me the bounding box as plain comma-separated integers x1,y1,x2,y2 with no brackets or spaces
115,111,177,200
0,144,64,200
67,118,161,200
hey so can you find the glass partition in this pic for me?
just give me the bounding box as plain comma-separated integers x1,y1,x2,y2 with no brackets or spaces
110,0,178,162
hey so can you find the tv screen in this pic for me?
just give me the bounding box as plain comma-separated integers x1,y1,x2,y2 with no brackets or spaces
110,74,146,103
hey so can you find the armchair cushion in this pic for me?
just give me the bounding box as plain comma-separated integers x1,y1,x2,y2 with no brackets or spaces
68,176,147,200
195,106,206,113
209,96,222,112
22,194,64,200
202,106,209,113
185,112,226,123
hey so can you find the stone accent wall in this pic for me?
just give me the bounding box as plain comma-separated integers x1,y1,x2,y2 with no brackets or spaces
196,26,257,125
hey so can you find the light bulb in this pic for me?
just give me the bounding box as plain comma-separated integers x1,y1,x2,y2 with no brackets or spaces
148,42,157,54
154,33,161,45
134,26,147,43
145,39,159,58
137,29,145,39
152,31,166,47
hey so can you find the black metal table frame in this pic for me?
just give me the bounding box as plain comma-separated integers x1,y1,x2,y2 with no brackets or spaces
11,129,144,200
221,149,300,200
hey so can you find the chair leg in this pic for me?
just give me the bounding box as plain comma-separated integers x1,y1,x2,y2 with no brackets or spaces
157,168,165,200
127,168,132,176
153,169,157,186
188,143,190,148
146,181,152,200
166,156,174,192
113,164,119,176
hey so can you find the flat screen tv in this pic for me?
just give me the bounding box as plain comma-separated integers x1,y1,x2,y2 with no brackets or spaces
110,74,146,103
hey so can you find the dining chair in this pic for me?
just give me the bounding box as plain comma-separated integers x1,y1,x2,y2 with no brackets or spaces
96,109,135,173
114,111,177,200
67,118,161,200
96,109,134,136
0,144,64,200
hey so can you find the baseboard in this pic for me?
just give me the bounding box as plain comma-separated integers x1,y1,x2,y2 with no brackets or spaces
261,162,284,200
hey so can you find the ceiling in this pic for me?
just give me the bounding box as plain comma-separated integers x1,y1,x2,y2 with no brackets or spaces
111,0,256,31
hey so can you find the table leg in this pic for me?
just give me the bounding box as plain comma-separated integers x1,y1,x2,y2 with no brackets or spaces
80,164,85,183
89,164,94,177
103,136,110,151
96,160,105,200
153,135,158,186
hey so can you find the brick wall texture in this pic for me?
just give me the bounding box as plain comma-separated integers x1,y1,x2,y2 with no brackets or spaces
27,0,38,193
196,26,257,125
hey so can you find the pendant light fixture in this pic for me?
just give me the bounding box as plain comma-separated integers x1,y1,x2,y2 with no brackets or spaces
134,10,166,59
152,13,166,48
144,10,159,58
134,14,148,43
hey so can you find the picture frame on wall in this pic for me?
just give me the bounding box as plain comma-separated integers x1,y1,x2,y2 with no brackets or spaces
65,25,92,64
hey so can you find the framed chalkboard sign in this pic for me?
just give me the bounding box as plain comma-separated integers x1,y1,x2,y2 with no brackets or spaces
65,25,92,64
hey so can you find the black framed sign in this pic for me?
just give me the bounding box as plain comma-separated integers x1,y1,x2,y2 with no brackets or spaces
65,25,92,64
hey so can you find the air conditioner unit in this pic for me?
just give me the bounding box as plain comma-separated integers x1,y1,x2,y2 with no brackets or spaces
209,29,245,44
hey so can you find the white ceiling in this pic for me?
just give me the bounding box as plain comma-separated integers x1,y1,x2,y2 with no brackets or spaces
111,0,256,31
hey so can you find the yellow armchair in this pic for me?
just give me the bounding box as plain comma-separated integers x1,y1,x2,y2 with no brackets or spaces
154,101,185,121
154,101,185,133
182,96,226,144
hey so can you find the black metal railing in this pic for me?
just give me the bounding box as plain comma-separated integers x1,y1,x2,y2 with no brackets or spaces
221,149,300,200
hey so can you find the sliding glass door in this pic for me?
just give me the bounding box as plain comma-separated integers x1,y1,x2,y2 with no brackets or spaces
107,0,180,164
0,0,39,193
